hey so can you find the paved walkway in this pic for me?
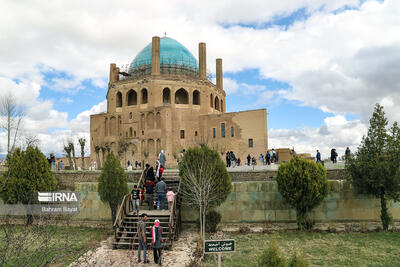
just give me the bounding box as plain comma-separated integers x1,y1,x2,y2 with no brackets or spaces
69,229,197,267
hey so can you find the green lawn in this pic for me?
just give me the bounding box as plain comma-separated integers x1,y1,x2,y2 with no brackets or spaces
204,231,400,267
0,225,111,267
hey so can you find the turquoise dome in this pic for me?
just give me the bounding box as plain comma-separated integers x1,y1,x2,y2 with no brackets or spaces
130,37,198,71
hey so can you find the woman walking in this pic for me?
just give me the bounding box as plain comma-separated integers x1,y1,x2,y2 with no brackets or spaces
152,219,163,265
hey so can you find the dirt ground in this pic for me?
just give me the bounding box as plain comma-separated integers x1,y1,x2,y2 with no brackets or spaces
69,230,197,267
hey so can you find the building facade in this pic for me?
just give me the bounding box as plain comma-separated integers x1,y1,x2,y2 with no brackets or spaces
90,36,268,168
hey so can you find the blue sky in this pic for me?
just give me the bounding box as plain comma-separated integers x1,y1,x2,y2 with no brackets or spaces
0,0,398,157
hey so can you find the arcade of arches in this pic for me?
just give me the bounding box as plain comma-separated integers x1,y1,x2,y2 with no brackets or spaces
90,36,267,168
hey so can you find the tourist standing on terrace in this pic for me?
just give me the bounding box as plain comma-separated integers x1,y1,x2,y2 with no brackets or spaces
316,150,321,163
226,151,231,167
158,150,166,168
259,153,264,165
266,151,271,165
247,154,251,166
137,214,149,264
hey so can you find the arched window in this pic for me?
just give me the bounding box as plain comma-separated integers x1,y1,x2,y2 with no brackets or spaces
215,96,220,111
193,90,200,105
210,94,213,108
129,127,133,137
116,92,122,108
221,99,223,112
127,89,137,106
175,88,189,104
163,88,171,105
141,88,148,104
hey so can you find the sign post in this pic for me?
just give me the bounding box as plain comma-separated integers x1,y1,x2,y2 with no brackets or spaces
204,239,235,267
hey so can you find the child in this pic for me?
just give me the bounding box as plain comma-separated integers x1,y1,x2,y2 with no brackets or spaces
139,186,144,206
131,185,140,215
166,187,175,211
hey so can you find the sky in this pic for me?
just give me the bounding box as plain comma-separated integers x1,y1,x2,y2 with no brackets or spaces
0,0,399,159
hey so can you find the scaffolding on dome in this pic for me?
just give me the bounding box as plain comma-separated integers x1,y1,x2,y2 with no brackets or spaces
118,56,210,81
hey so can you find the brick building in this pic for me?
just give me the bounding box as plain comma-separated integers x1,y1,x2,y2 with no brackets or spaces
90,36,268,168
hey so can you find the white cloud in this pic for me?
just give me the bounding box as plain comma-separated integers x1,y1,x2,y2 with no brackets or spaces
269,115,367,159
0,0,398,156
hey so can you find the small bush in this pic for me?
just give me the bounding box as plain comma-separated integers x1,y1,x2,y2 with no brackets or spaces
206,210,222,233
239,225,251,234
287,252,309,267
257,241,286,267
195,210,222,233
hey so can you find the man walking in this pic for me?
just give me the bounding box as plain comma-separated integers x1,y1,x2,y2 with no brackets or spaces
155,178,167,211
137,214,149,264
247,154,251,166
131,185,140,215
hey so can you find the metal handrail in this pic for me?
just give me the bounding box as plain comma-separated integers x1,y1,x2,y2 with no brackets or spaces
167,179,181,241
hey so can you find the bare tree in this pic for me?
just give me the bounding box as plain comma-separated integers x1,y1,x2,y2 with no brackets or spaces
24,136,40,149
0,93,24,154
78,138,86,170
94,145,101,170
64,145,73,169
179,146,232,248
69,141,77,170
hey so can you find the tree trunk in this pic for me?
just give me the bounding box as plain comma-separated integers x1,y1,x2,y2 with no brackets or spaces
380,188,391,231
81,148,85,170
110,202,117,224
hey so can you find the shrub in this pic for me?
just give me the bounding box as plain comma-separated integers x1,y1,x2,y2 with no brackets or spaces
205,210,222,233
98,152,129,223
257,241,286,267
0,146,58,224
287,252,309,267
276,156,329,230
195,210,222,233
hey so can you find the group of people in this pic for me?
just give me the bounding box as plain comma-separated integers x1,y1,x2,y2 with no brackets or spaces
244,149,278,167
131,163,175,214
133,157,174,265
137,214,163,265
316,147,351,164
225,151,239,167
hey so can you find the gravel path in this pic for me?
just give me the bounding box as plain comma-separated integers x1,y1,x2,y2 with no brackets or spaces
69,230,197,267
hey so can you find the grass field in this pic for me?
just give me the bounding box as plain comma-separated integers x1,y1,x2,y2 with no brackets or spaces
204,231,400,267
0,225,111,267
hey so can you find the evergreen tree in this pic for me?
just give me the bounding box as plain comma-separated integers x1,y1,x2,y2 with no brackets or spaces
346,104,400,230
0,146,58,224
98,152,128,223
276,156,329,230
